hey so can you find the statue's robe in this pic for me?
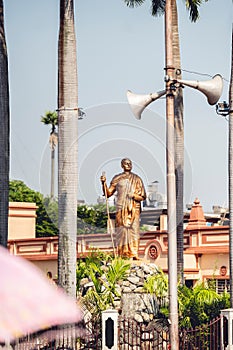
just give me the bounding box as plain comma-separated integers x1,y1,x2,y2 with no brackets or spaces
110,172,146,258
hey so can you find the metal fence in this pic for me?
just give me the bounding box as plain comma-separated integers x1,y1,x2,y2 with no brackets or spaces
179,317,222,350
11,321,101,350
7,316,224,350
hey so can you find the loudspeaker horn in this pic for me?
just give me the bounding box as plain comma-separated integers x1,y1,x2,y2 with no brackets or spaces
127,90,166,119
177,74,223,105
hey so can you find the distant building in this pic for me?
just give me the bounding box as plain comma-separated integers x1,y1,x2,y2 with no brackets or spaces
7,198,230,292
144,180,167,209
8,202,37,240
97,180,167,210
97,195,115,207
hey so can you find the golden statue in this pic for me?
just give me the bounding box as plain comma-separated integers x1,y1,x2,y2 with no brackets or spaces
100,158,146,260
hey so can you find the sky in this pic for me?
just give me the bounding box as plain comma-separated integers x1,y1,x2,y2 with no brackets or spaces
4,0,233,212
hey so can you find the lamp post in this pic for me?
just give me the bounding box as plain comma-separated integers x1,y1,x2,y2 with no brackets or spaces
228,29,233,308
127,1,223,347
216,29,233,306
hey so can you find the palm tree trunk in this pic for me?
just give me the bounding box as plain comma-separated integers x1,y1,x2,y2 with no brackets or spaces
57,0,78,299
0,0,9,248
229,28,233,307
51,148,55,199
172,0,184,285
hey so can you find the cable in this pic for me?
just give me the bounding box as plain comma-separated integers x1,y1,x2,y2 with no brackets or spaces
181,68,229,83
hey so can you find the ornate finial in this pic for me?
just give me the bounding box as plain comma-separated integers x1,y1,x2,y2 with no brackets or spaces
186,198,206,229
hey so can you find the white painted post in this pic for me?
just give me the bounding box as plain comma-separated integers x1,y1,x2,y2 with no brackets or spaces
102,309,118,350
221,309,233,349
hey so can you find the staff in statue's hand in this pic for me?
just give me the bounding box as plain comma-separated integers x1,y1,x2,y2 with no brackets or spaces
101,171,116,257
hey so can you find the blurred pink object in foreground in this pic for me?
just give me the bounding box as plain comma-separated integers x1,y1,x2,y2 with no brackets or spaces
0,245,82,342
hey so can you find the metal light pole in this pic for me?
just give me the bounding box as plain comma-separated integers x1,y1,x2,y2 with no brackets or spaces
127,3,223,348
165,1,179,349
228,29,233,308
230,49,233,309
216,29,233,306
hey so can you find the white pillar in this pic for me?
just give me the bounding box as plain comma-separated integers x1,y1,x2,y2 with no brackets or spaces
221,308,233,350
102,309,118,350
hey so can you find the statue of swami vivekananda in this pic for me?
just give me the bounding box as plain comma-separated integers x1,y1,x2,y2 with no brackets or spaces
100,158,146,260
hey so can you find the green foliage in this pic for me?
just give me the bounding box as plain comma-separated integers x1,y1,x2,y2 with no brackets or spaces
78,252,130,319
43,196,58,227
9,180,58,237
140,225,150,232
76,249,113,291
143,268,230,328
178,282,230,328
143,268,168,301
85,248,113,265
9,179,43,203
107,257,130,286
39,196,59,236
76,259,89,291
143,267,169,318
123,0,204,22
77,203,114,234
41,110,58,133
9,181,111,237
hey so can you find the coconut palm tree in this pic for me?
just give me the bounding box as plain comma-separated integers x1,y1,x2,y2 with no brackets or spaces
41,111,58,199
172,0,184,286
57,0,78,299
123,0,205,285
0,0,9,248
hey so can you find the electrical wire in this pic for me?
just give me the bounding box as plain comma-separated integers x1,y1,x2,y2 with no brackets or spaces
181,68,229,83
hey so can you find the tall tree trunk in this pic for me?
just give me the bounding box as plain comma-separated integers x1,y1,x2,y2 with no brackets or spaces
172,0,184,285
51,148,55,199
229,28,233,307
165,1,179,349
57,0,78,299
49,131,58,199
0,0,9,248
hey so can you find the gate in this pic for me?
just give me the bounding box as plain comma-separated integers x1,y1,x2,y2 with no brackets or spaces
179,317,222,350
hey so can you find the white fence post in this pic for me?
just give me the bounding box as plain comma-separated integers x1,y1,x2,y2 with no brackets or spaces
102,309,118,350
221,308,233,350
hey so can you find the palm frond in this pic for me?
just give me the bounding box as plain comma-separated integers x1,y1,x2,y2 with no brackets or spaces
123,0,145,8
195,288,220,306
107,258,130,284
143,268,168,299
41,111,58,133
185,0,203,22
151,0,166,17
82,288,110,316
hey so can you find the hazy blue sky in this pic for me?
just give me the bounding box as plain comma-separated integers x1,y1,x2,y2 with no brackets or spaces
4,0,233,212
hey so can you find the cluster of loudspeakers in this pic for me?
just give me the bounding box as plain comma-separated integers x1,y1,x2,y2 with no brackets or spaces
127,74,223,120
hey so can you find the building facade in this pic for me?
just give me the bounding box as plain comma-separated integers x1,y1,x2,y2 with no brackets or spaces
7,199,230,291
